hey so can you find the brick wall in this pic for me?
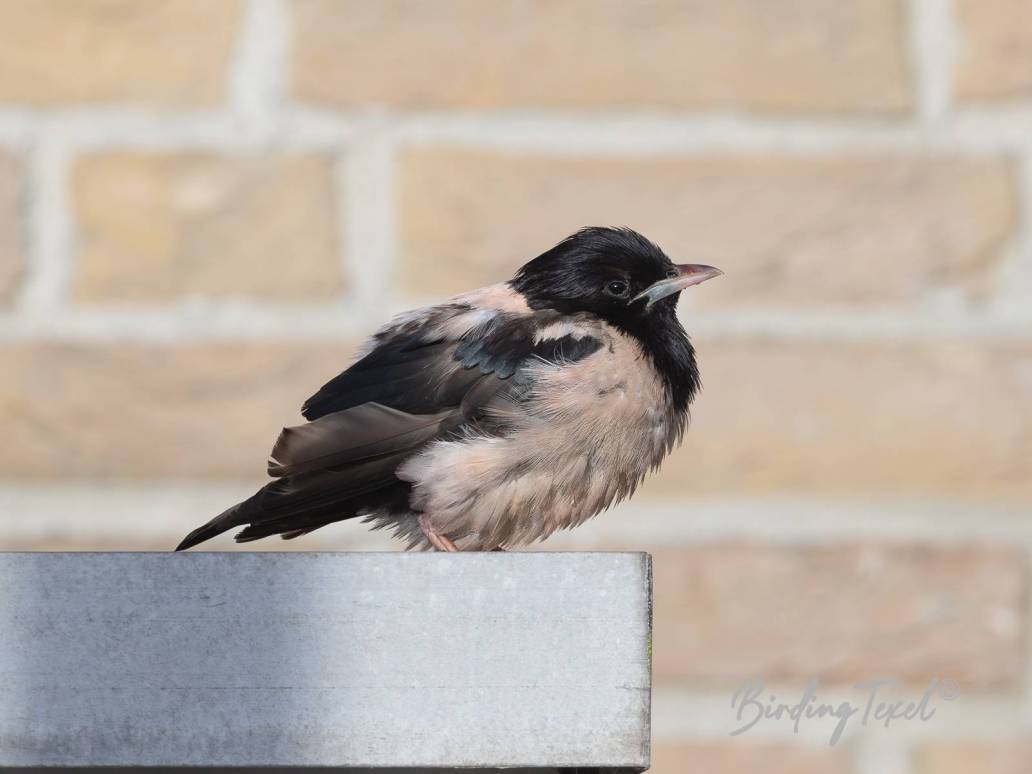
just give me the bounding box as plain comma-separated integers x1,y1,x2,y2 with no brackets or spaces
1,2,1031,772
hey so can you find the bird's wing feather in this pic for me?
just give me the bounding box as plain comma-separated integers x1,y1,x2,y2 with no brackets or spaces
271,304,604,481
300,303,602,419
268,402,454,477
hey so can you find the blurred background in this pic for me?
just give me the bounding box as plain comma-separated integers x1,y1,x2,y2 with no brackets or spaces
1,1,1031,772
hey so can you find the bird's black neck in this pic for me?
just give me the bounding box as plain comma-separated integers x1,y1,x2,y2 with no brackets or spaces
510,276,700,414
612,306,699,414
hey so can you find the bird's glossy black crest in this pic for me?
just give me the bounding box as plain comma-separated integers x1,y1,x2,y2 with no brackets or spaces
509,227,700,411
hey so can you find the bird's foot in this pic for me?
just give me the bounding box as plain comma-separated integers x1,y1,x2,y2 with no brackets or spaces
418,513,459,552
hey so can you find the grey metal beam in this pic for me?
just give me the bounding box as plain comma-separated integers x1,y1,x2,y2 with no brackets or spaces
0,552,651,769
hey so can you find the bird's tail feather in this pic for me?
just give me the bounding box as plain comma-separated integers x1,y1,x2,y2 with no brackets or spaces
173,479,380,550
174,494,259,551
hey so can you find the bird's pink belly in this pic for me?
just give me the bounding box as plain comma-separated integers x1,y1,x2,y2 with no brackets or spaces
398,405,674,550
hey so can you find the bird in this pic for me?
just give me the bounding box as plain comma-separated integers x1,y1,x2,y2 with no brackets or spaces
175,227,722,552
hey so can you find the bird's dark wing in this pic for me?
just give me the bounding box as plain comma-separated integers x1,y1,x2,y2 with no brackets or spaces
300,306,601,420
268,402,454,477
175,303,603,550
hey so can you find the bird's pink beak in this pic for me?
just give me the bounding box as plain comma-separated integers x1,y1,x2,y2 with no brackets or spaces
631,264,723,309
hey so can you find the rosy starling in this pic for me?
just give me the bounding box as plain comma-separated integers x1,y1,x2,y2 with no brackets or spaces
176,227,721,551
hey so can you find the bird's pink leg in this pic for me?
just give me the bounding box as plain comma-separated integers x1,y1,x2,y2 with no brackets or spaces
418,513,459,552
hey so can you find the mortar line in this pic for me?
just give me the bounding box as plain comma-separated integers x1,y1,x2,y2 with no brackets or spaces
0,109,32,149
909,0,956,125
5,488,1032,547
229,0,288,145
340,117,399,318
552,500,1032,550
855,738,911,774
389,110,1032,154
2,106,1032,154
16,136,73,315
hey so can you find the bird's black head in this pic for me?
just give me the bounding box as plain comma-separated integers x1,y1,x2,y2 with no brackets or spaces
510,227,720,325
509,227,722,412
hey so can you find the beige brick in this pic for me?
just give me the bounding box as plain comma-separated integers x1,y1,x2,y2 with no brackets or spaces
292,0,910,112
956,0,1032,100
0,342,357,478
648,338,1032,499
399,150,1015,308
653,543,1025,689
652,742,848,774
0,152,21,304
0,0,240,105
917,741,1032,774
73,154,342,302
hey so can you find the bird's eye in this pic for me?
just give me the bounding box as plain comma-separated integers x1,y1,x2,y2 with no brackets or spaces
605,280,629,297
